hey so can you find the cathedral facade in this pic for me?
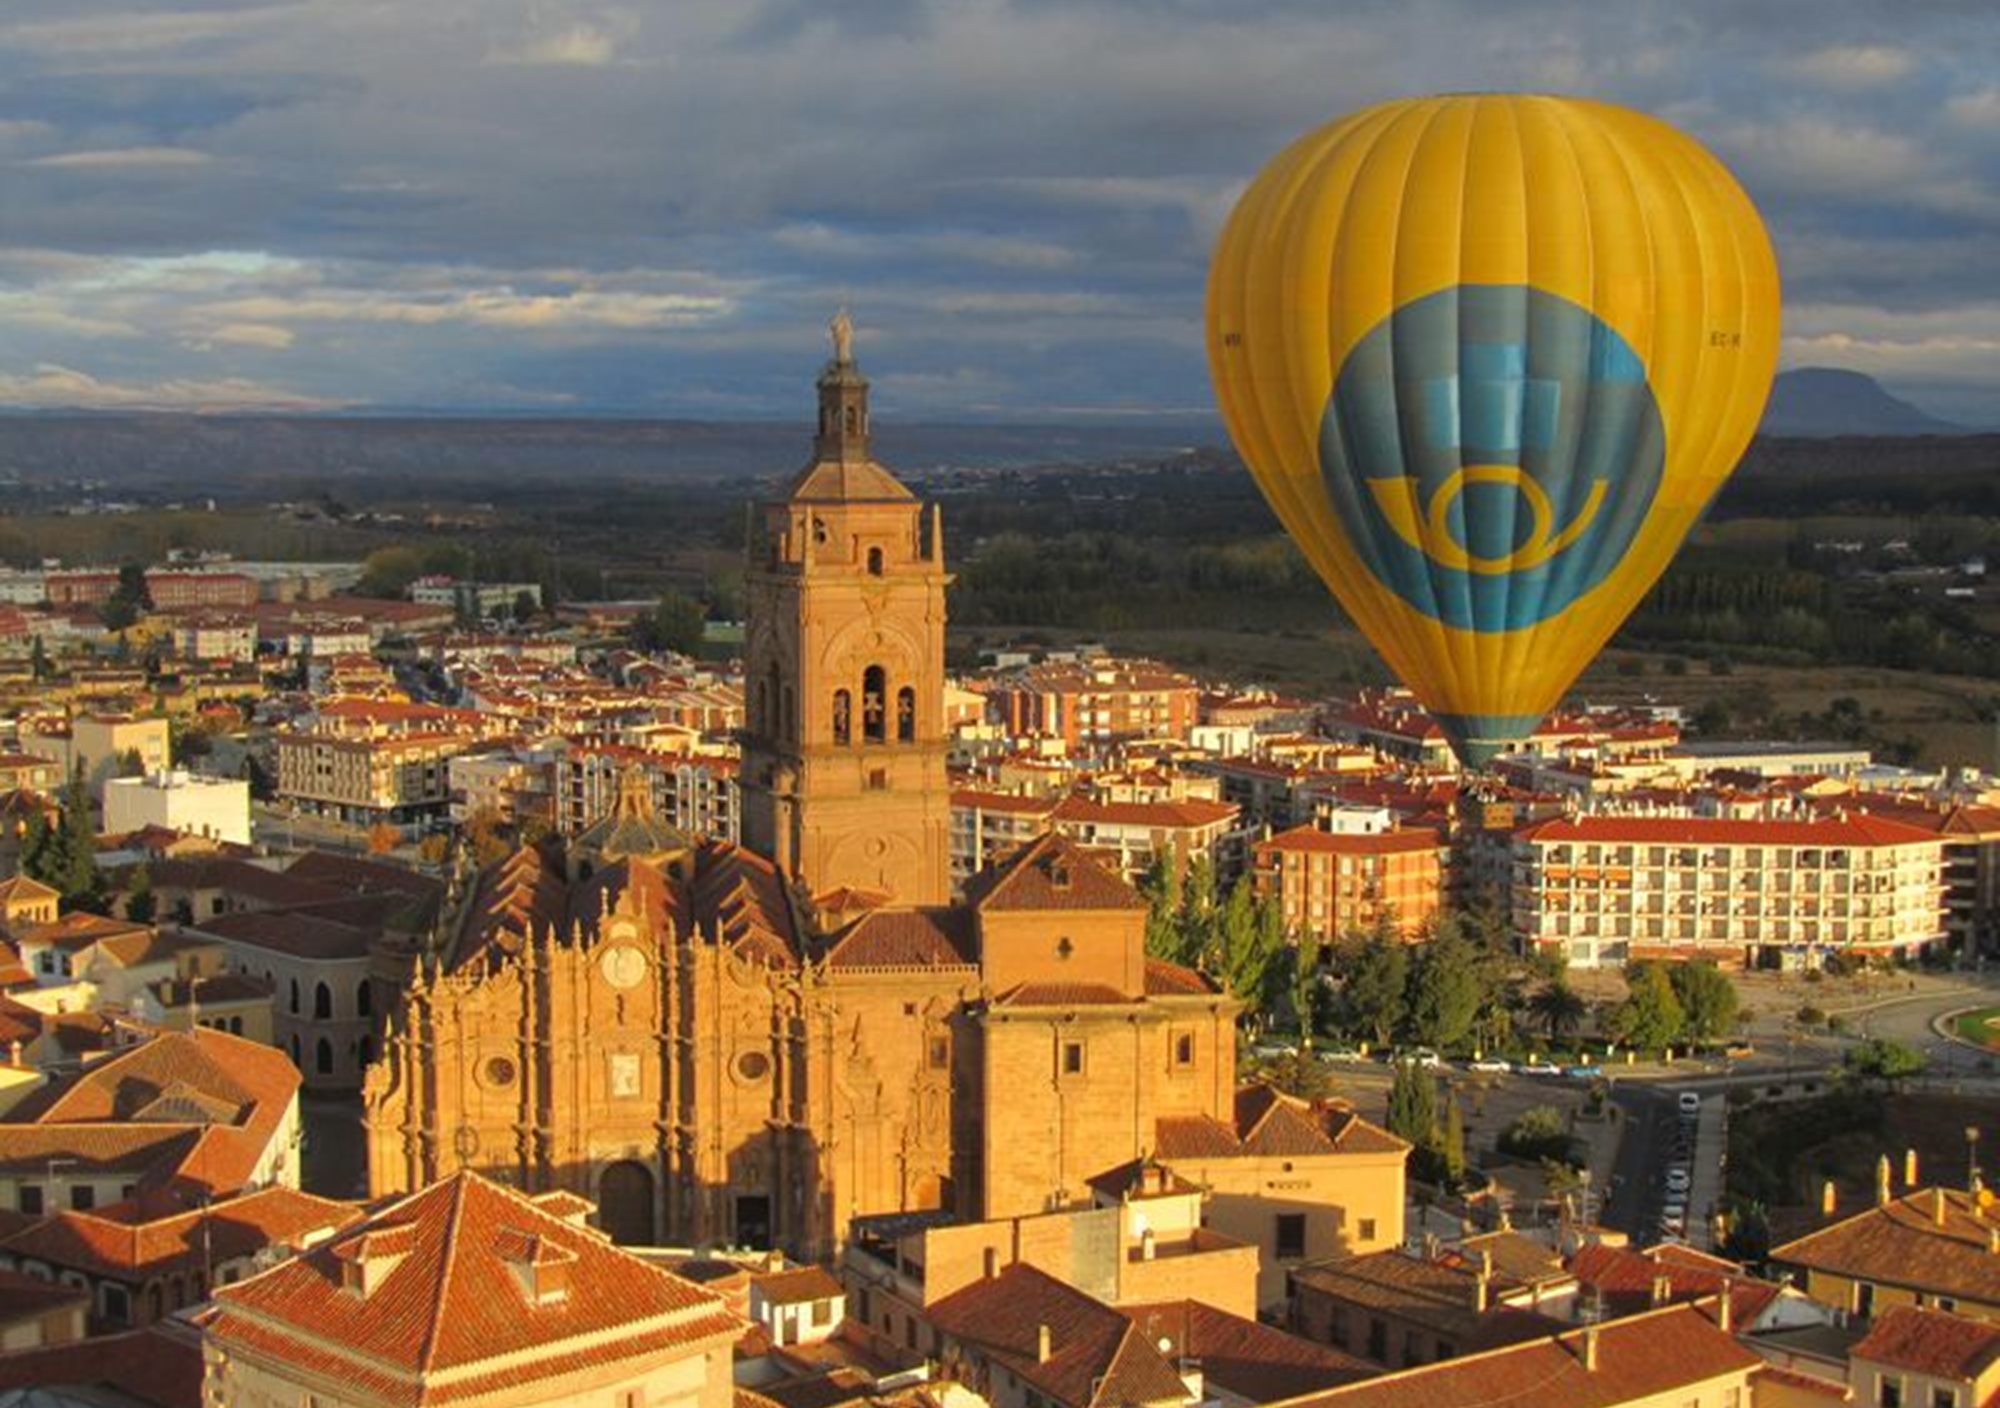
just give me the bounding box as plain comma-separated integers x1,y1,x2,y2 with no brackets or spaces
362,326,1243,1257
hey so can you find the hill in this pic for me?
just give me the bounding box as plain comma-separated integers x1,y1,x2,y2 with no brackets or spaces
1760,368,1961,438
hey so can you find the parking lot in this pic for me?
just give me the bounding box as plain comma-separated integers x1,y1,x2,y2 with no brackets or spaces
1605,1084,1722,1248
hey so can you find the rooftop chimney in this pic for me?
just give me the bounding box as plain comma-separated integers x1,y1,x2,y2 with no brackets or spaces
1717,1281,1734,1334
1580,1324,1600,1372
1905,1148,1919,1188
1935,1188,1949,1227
1038,1324,1053,1363
983,1247,999,1280
1877,1155,1893,1208
1650,1274,1672,1308
1987,1225,1999,1255
1821,1181,1837,1218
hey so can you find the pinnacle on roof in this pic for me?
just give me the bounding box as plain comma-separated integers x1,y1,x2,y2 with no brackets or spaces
783,310,916,504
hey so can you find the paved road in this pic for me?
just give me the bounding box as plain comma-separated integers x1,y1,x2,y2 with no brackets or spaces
1604,1083,1724,1249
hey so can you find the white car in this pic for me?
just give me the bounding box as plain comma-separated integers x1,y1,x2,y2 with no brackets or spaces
1514,1060,1561,1077
1677,1091,1702,1116
1665,1169,1692,1193
1401,1049,1444,1069
1467,1058,1510,1073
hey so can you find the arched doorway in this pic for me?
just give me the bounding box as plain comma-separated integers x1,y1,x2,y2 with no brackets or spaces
597,1161,656,1245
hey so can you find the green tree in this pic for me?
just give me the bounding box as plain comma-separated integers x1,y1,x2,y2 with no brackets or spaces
1255,1050,1333,1101
1497,1105,1570,1162
1529,981,1588,1044
1178,852,1221,970
1441,1088,1468,1186
1668,962,1740,1044
1843,1037,1925,1085
124,865,157,924
1291,932,1325,1039
512,588,539,622
357,545,426,598
1406,921,1484,1051
29,636,49,682
632,592,708,655
1609,961,1685,1052
1139,849,1186,963
29,769,103,911
1216,877,1284,1013
1342,930,1410,1048
1385,1058,1439,1152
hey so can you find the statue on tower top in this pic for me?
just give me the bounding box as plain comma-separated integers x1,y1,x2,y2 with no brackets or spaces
830,307,853,365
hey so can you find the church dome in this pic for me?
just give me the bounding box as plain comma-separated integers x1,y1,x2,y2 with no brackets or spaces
573,764,693,869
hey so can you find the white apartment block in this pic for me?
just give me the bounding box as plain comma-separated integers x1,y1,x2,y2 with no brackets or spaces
104,770,252,845
1511,813,1947,970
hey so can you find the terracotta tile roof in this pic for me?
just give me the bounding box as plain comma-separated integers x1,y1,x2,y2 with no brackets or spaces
0,1121,202,1175
0,1323,204,1408
820,907,976,970
0,1185,360,1282
15,910,151,953
0,1263,89,1322
1258,825,1445,857
286,849,446,903
1515,812,1941,848
927,1263,1191,1408
1448,1231,1568,1291
191,905,376,961
965,833,1147,914
1279,1303,1760,1408
1568,1243,1780,1325
1153,1114,1245,1160
1772,1187,2000,1305
1051,796,1239,830
952,789,1058,816
753,1265,846,1305
1142,959,1216,997
150,854,345,908
1851,1305,2000,1380
1290,1250,1561,1351
995,980,1137,1007
1752,1363,1851,1403
0,875,59,904
208,1171,742,1406
1119,1299,1375,1401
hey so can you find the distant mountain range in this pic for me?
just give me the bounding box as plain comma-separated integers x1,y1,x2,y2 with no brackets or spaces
1760,367,1962,438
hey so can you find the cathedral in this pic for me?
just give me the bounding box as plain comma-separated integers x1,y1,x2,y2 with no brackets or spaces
362,323,1244,1258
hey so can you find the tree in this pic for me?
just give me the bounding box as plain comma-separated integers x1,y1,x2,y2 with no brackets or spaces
29,635,49,682
1844,1037,1926,1085
1256,1050,1333,1101
1497,1105,1570,1162
28,769,103,911
124,865,157,924
1342,930,1409,1048
1529,982,1588,1044
1669,962,1740,1044
1385,1059,1439,1150
1291,931,1325,1039
1441,1088,1468,1186
1608,961,1685,1052
1216,877,1284,1013
357,545,426,598
631,592,707,656
463,807,513,868
102,561,152,631
1139,848,1186,963
1406,921,1484,1051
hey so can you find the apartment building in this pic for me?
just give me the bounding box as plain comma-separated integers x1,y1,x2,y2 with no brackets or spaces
1510,812,1948,969
1254,824,1447,941
553,742,739,842
987,658,1201,751
950,788,1058,885
1049,794,1246,885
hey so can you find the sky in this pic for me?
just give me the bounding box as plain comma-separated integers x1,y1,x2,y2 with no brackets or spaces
0,0,1996,424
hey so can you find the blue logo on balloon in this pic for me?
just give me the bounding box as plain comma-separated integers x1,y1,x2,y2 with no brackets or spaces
1319,284,1665,632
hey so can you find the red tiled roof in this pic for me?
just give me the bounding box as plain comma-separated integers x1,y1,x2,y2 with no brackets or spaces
821,908,976,970
1567,1242,1781,1325
0,1323,204,1408
1516,813,1941,848
1772,1187,2000,1305
951,789,1058,816
1155,1088,1405,1163
0,1185,359,1282
0,1263,89,1322
208,1171,742,1405
928,1263,1191,1408
965,833,1147,913
995,981,1135,1008
753,1265,845,1305
1051,796,1238,829
1258,824,1444,856
1142,959,1216,997
1280,1303,1759,1408
1119,1299,1374,1401
1851,1305,2000,1380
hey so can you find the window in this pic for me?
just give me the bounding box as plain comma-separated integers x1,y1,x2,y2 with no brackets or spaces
19,1186,42,1216
316,1038,334,1075
1932,1388,1959,1408
1879,1375,1903,1408
928,1037,949,1070
867,546,884,576
811,1298,832,1327
314,982,333,1020
1367,1319,1387,1362
289,979,300,1015
863,665,887,743
70,1185,93,1212
100,1284,129,1324
1172,1032,1194,1067
1855,1282,1875,1318
1275,1213,1307,1259
1358,1218,1377,1241
897,687,915,742
619,1391,646,1408
357,979,372,1018
1060,1042,1084,1076
867,768,888,792
1328,1307,1348,1349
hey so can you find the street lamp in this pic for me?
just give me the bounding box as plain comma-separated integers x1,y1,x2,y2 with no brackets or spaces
1968,1126,1982,1193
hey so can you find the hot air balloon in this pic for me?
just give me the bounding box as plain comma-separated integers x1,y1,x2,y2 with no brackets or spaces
1206,95,1779,768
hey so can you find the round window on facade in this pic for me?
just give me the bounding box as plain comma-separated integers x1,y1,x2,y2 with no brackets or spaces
484,1056,517,1088
734,1050,772,1082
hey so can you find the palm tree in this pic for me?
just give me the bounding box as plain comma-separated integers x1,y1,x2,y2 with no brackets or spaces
1530,982,1588,1045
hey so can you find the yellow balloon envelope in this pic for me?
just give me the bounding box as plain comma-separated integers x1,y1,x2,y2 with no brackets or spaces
1206,95,1780,767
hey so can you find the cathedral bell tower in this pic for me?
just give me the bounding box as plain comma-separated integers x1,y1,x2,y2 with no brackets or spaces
739,313,952,908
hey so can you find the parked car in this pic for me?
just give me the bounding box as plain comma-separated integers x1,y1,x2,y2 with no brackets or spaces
1400,1048,1444,1069
1665,1169,1691,1193
1250,1041,1298,1060
1564,1064,1603,1080
1467,1057,1511,1073
1677,1091,1702,1116
1514,1060,1561,1077
1317,1047,1367,1064
1723,1042,1755,1058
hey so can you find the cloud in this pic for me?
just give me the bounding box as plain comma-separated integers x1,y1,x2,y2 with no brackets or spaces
199,320,294,349
0,362,337,411
29,146,212,169
1780,44,1918,91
